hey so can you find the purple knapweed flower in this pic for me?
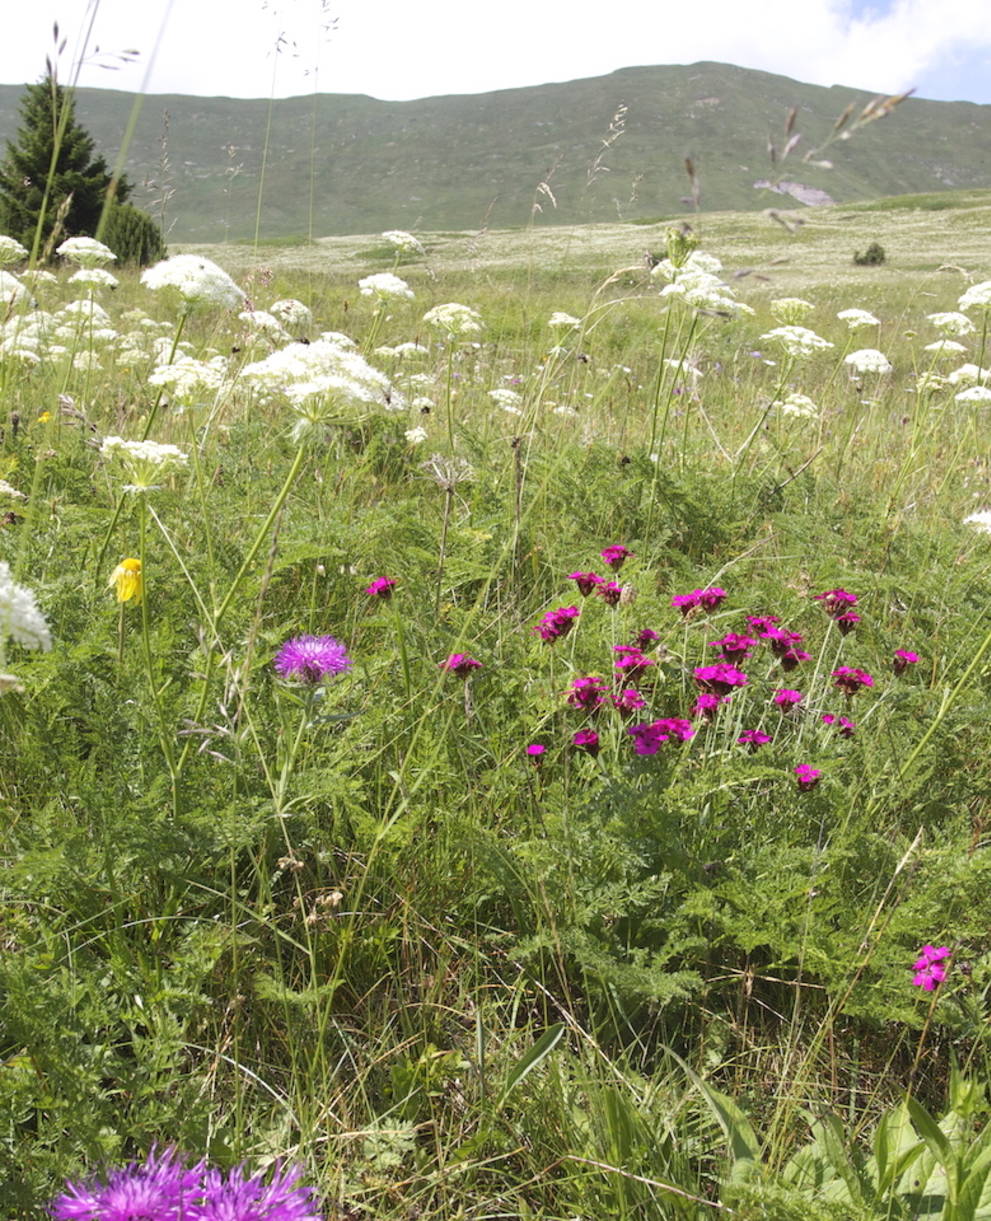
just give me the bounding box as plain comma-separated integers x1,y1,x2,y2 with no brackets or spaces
738,728,772,750
189,1161,321,1220
535,606,580,642
600,544,631,570
894,649,919,676
794,763,821,791
364,576,397,598
572,728,601,756
773,688,804,710
814,588,858,617
832,666,874,695
51,1147,205,1221
568,571,603,597
566,675,608,711
274,635,352,683
596,580,624,606
693,663,748,696
912,944,951,992
822,713,856,738
709,633,757,662
627,717,695,755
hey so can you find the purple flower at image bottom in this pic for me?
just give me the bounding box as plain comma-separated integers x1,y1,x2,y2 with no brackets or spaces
274,635,351,683
912,944,951,991
190,1162,321,1220
51,1147,205,1221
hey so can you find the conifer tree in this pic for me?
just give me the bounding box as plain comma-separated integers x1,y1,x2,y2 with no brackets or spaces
0,71,131,257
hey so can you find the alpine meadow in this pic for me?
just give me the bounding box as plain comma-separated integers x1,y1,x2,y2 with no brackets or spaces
5,45,991,1221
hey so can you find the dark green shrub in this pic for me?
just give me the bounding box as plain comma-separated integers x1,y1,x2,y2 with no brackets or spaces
101,203,166,266
853,240,886,266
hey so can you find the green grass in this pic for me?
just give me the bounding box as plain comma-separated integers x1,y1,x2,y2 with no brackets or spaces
5,207,991,1217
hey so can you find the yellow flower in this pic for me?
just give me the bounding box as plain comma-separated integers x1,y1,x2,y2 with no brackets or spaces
109,557,142,604
36,411,51,424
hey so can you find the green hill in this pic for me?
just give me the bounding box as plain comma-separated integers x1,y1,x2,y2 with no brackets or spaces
1,61,989,242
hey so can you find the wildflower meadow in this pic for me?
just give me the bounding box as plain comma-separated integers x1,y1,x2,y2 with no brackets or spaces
5,208,991,1218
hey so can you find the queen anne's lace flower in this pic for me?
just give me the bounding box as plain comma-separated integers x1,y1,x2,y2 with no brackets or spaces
955,386,991,404
959,281,991,312
0,270,28,306
965,509,991,533
845,349,893,374
928,310,975,336
947,363,991,387
269,298,313,331
923,339,966,355
760,325,834,358
548,311,581,328
100,436,189,492
771,297,815,324
777,392,819,418
141,254,245,311
0,562,51,652
423,301,483,336
68,267,119,290
0,235,27,265
358,272,414,300
837,308,880,329
57,235,117,267
381,229,424,255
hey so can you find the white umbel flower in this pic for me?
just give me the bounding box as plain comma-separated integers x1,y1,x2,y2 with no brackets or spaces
927,311,975,336
923,339,966,355
0,562,51,652
760,326,834,358
845,349,893,374
0,235,28,265
100,436,189,492
358,272,414,301
269,298,312,331
548,311,581,329
964,509,991,533
955,386,991,404
0,271,28,307
57,236,116,267
381,230,424,255
141,254,245,312
770,297,815,324
836,308,880,329
423,302,483,337
959,281,991,312
69,268,119,290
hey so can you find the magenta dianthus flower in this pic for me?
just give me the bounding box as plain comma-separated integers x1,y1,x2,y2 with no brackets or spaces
832,666,874,695
612,687,647,716
779,647,811,672
441,653,482,677
773,688,803,709
51,1147,205,1221
822,712,856,738
693,691,726,720
738,728,772,750
835,611,861,635
747,614,781,634
566,675,608,711
572,728,601,756
709,633,757,662
613,645,654,682
568,571,603,596
596,580,624,606
794,763,821,791
814,588,858,617
600,544,631,570
693,663,748,696
672,587,727,615
633,627,661,650
912,944,951,991
526,743,546,764
364,576,397,598
627,717,694,755
274,635,351,683
894,649,919,675
534,606,580,642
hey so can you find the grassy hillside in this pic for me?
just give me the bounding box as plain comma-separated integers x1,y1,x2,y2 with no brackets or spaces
1,61,990,242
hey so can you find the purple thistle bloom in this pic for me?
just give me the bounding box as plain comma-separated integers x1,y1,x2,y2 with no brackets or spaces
188,1162,320,1220
572,728,601,756
894,649,919,675
568,571,603,596
274,635,351,684
794,763,821,791
534,606,580,642
364,577,397,598
773,688,804,709
912,944,951,991
51,1147,205,1221
441,653,482,677
738,728,772,750
600,544,631,570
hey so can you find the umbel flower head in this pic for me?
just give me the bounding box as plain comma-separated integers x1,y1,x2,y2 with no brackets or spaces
57,235,117,268
0,561,51,653
275,635,352,683
141,254,246,312
109,558,143,605
0,234,28,265
422,302,483,337
358,272,414,301
100,436,189,494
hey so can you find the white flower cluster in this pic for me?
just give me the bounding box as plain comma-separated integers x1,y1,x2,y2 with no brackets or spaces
947,363,991,387
759,326,834,358
489,388,523,415
548,311,581,329
19,269,57,287
57,236,116,267
0,270,28,307
141,255,245,312
770,297,815,324
927,311,974,336
269,299,312,331
100,436,190,493
776,392,819,419
358,272,414,301
964,509,991,534
381,230,424,255
148,354,229,405
374,341,429,360
68,268,119,291
0,562,51,652
423,302,483,337
657,256,753,316
0,235,27,265
959,281,991,312
836,308,880,330
845,349,892,375
923,339,966,356
237,309,289,343
955,386,991,404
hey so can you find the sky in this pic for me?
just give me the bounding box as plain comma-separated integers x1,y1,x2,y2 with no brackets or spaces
1,0,991,105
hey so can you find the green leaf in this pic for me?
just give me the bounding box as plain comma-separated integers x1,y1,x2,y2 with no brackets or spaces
496,1023,565,1107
